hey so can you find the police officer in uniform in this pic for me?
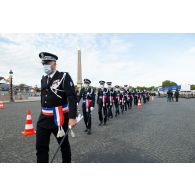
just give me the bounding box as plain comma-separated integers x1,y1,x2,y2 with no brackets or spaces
134,89,138,106
77,79,95,135
142,90,147,104
128,89,133,109
146,91,150,102
137,90,141,104
120,88,125,114
36,52,77,163
113,85,120,117
123,85,128,111
107,82,114,119
97,81,108,125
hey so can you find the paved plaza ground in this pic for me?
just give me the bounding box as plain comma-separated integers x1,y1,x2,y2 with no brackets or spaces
1,97,195,163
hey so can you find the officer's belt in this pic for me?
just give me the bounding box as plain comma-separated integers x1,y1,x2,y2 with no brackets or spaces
42,104,69,116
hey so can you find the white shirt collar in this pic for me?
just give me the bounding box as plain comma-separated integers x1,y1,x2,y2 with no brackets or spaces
48,70,57,78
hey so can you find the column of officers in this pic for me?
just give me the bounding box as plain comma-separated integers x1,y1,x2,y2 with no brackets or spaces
77,79,155,135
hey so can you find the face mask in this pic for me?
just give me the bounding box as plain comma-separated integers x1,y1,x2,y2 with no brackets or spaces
100,84,104,89
43,64,52,75
84,83,89,88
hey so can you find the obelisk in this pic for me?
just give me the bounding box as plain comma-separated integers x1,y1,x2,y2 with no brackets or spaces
77,49,82,91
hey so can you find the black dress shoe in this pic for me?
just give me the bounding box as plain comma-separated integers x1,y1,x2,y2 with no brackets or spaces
99,122,103,126
84,129,88,132
87,129,91,135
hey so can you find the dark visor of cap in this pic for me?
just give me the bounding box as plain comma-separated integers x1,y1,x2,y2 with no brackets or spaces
42,60,53,65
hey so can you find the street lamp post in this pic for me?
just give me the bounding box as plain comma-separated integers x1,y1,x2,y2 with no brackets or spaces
9,69,14,102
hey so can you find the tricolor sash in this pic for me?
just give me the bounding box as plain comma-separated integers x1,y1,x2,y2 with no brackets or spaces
103,95,106,107
53,106,65,137
110,96,113,105
41,104,69,116
122,96,125,105
118,96,120,103
86,99,91,112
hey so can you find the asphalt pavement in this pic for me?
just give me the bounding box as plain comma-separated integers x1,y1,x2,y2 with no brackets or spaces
1,97,195,163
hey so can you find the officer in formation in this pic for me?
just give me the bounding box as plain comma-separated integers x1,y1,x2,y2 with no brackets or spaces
119,88,125,114
95,84,152,121
36,52,77,163
78,80,153,132
107,82,114,119
133,90,138,106
123,85,129,111
128,89,134,109
97,81,108,126
113,85,120,117
77,79,95,135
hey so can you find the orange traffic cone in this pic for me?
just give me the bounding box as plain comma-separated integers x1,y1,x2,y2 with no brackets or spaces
0,101,5,109
137,99,142,108
22,110,36,136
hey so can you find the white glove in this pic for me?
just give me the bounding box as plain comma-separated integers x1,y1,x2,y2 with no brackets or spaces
68,125,75,138
70,129,75,138
77,102,79,106
90,107,94,111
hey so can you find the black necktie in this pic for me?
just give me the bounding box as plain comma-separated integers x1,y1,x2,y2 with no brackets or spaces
47,76,51,84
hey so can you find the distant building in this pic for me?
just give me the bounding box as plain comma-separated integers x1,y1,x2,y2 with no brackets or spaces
0,83,10,91
158,85,181,92
158,84,191,92
180,84,191,92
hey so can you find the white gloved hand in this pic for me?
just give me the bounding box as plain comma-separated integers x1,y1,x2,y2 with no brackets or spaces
70,129,75,138
68,125,75,138
77,102,79,106
90,107,94,111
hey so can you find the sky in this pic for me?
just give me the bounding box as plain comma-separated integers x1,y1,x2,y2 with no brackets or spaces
0,33,195,88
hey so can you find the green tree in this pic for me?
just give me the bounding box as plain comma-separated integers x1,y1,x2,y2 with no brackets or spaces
132,86,156,91
191,85,195,90
147,86,156,91
162,80,177,87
